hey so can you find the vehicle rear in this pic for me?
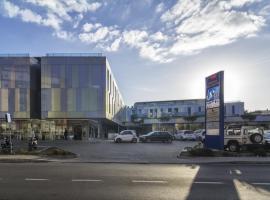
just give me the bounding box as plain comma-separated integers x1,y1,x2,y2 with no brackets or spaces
182,130,196,141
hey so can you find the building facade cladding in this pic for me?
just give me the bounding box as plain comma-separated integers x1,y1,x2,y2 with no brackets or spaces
0,56,34,119
40,55,124,123
105,59,125,123
133,99,244,118
41,56,107,119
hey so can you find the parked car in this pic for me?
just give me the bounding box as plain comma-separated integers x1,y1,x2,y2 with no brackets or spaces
194,129,206,141
264,130,270,144
114,130,137,143
174,130,196,141
139,131,173,143
224,126,264,152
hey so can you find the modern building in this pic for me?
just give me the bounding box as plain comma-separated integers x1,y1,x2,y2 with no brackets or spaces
0,53,125,140
0,55,40,139
126,99,245,134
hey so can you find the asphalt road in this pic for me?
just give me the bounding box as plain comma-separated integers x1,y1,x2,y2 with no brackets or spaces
13,140,198,163
0,163,270,200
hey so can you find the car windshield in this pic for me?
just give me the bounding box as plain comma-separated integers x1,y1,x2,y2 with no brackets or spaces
194,130,203,133
120,131,129,135
146,132,155,136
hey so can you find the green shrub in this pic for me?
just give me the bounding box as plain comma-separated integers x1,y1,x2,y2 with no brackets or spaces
252,148,267,157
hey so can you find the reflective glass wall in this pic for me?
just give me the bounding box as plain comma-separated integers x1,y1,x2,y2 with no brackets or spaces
41,56,107,119
0,56,31,119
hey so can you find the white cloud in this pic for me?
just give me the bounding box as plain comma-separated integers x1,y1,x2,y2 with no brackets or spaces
220,0,261,10
0,0,268,63
82,23,102,32
161,0,201,24
23,0,102,21
0,0,102,40
1,0,20,18
155,2,165,13
169,1,265,55
150,31,168,41
107,37,122,52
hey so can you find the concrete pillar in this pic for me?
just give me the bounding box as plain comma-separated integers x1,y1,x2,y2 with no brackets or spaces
97,122,103,139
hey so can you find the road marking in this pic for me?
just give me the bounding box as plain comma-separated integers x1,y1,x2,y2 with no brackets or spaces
72,179,103,182
132,180,168,184
194,181,224,184
252,183,270,186
25,178,49,181
235,169,242,175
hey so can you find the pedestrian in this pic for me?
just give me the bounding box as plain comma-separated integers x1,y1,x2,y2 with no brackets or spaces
64,128,68,140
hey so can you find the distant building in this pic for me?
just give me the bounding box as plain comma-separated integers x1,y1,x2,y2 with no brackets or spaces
132,99,244,118
126,99,245,134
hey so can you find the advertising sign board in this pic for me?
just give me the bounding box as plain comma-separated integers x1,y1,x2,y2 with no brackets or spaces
205,71,224,150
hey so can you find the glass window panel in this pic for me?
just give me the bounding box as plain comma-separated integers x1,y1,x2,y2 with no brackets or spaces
51,66,61,88
41,89,51,112
51,88,61,111
65,65,72,88
72,66,78,88
76,89,81,112
19,88,27,112
61,89,67,112
8,89,15,113
79,65,89,88
67,89,76,111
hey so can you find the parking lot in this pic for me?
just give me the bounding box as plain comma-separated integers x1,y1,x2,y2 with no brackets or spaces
13,139,198,163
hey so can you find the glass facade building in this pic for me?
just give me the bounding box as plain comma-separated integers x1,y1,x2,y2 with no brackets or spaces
0,56,31,119
0,54,125,139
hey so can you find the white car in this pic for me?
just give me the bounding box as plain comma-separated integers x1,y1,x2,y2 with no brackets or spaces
114,130,138,143
194,129,206,141
174,130,196,141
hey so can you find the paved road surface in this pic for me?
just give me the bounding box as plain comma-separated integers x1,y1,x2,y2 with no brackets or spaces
0,163,270,200
13,140,198,163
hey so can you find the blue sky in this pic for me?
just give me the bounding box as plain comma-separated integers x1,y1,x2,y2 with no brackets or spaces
0,0,270,111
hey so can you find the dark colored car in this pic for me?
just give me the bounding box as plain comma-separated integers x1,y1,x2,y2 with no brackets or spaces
139,131,173,143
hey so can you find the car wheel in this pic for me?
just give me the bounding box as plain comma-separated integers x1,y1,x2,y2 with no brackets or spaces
228,141,239,152
250,133,263,144
146,138,151,143
167,138,172,143
132,138,137,143
116,138,122,143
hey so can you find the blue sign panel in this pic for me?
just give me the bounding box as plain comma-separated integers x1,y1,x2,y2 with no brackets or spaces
205,71,224,150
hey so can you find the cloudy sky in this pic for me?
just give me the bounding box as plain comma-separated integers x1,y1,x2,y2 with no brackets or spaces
0,0,269,111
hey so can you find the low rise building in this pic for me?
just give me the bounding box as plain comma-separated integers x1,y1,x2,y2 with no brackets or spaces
127,99,245,134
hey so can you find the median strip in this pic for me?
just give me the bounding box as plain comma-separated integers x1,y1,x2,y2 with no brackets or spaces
252,182,270,185
72,179,103,182
25,178,49,181
194,181,224,184
132,180,168,184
